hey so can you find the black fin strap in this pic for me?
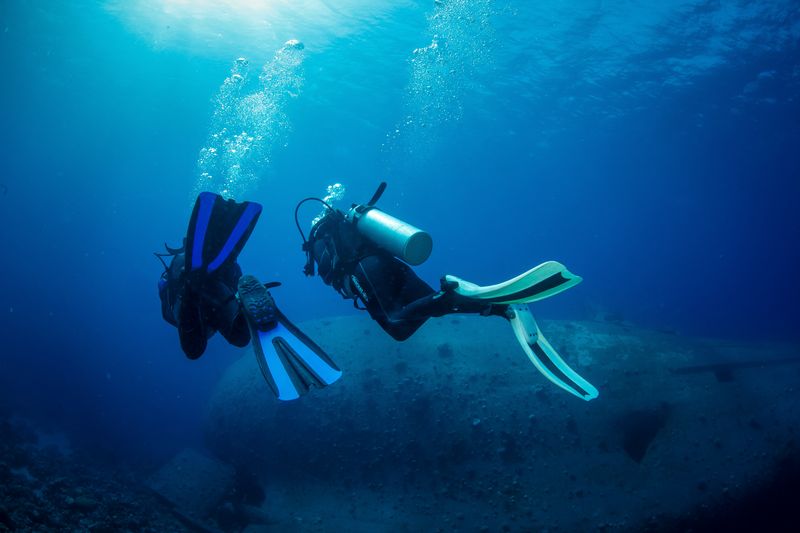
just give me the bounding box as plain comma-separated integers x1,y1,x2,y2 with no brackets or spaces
164,241,185,255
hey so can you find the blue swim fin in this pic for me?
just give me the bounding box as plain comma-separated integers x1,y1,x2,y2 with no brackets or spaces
186,192,262,274
238,275,342,400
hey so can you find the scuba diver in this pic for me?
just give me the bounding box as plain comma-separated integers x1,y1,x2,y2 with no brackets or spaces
296,183,598,400
156,192,341,401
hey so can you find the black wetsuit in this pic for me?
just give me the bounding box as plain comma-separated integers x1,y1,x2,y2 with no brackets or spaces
158,192,263,359
307,212,507,341
158,252,250,359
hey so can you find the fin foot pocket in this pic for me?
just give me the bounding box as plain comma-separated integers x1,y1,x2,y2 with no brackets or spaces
237,275,277,331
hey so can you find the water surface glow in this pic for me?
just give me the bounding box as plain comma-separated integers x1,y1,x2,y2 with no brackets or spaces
106,0,414,59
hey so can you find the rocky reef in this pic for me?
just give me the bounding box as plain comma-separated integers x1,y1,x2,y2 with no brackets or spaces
0,417,186,532
206,314,800,531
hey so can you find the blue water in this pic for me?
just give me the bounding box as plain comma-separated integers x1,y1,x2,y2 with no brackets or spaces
1,0,798,469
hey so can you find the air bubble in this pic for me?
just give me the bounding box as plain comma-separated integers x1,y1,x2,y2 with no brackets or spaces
194,44,306,200
385,0,495,161
284,39,304,50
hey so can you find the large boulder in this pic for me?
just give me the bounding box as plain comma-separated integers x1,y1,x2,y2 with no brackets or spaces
206,313,799,531
147,448,234,530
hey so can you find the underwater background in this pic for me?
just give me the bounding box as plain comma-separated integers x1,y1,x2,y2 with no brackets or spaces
0,0,798,531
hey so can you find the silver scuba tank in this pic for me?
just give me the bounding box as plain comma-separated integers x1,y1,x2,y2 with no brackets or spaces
345,189,433,266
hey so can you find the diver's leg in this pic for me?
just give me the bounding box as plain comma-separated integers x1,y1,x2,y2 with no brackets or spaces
207,262,251,348
351,255,435,341
224,314,251,347
216,300,250,348
176,288,209,359
354,255,510,339
160,253,209,358
394,280,511,321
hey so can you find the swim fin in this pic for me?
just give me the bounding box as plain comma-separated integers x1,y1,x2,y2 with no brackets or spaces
444,261,582,305
186,192,263,274
237,275,342,401
508,304,598,401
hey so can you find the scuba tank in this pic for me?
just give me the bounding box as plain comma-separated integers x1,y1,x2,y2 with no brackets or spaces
344,202,432,266
343,181,432,266
296,182,433,279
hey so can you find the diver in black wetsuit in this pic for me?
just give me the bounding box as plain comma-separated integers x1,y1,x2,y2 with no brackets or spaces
158,252,252,359
299,198,507,341
156,192,342,401
156,192,262,359
296,182,599,401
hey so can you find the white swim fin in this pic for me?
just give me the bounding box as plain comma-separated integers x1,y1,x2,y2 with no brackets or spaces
508,304,598,401
445,261,582,305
